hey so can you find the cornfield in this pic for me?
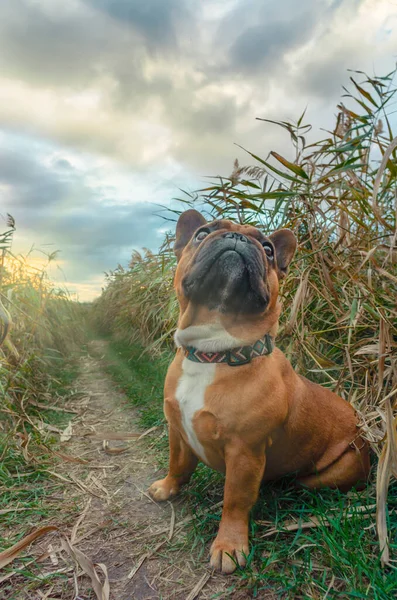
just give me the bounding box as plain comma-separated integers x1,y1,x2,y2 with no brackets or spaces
0,217,85,460
93,69,397,564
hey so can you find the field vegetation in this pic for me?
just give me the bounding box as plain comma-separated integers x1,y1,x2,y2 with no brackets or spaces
0,217,85,593
93,70,397,597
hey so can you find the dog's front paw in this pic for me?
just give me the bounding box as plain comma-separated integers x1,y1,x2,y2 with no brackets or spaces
210,534,249,574
148,477,179,502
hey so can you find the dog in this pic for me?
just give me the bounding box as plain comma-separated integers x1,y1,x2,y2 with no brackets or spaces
148,209,370,574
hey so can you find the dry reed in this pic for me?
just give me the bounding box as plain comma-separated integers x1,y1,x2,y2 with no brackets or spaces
93,69,397,562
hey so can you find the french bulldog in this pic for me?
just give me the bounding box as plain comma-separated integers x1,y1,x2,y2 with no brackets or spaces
148,210,370,574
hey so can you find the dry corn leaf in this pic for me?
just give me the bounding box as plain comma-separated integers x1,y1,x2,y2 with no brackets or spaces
286,270,309,332
126,553,148,580
0,526,57,569
88,474,110,500
15,432,34,463
378,318,388,392
185,573,211,600
50,449,89,464
374,265,397,284
69,473,103,499
71,499,92,544
320,256,338,299
0,558,35,584
137,425,159,440
259,505,376,538
60,421,73,442
127,541,165,580
47,544,58,567
30,400,79,414
385,398,397,477
62,537,110,600
37,584,55,599
102,440,128,455
35,421,63,434
44,520,112,560
86,431,141,441
0,507,31,515
46,470,102,498
371,135,397,216
168,501,176,541
376,442,391,566
354,344,379,356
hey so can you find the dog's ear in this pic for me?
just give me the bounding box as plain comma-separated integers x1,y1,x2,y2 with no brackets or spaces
269,229,297,278
174,209,207,261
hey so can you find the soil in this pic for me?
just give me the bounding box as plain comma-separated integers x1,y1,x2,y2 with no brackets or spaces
46,340,245,600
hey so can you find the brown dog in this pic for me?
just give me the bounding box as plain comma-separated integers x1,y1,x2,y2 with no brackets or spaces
148,210,370,574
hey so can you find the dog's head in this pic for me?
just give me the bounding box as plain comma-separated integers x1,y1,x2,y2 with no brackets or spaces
174,210,297,338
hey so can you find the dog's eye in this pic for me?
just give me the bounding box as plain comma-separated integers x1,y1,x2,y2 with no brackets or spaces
196,229,210,242
262,242,274,259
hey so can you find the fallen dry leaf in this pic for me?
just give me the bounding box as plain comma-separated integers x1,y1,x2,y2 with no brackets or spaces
137,425,159,440
60,421,73,442
258,504,376,538
47,544,58,566
86,431,141,441
185,572,211,600
62,537,110,600
0,526,57,569
168,501,176,541
0,508,31,515
50,449,89,464
127,541,165,580
102,439,128,455
71,499,92,544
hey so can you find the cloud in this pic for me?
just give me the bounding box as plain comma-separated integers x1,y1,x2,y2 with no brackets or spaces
0,1,111,88
0,0,395,299
83,0,194,50
0,0,392,174
289,0,396,99
0,132,173,293
0,139,71,211
225,3,318,74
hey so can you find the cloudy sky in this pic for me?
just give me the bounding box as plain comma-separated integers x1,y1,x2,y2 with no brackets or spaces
0,0,395,300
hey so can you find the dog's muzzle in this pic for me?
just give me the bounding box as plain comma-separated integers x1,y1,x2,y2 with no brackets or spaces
182,232,269,314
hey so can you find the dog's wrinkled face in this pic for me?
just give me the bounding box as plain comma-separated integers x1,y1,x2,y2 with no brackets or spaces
174,210,297,319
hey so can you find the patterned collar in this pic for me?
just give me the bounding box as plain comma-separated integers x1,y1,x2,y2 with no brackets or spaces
182,333,274,367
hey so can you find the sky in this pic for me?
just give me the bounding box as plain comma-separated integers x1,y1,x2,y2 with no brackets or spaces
0,0,395,301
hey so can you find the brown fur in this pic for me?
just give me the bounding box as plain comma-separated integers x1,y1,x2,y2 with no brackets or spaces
148,212,370,574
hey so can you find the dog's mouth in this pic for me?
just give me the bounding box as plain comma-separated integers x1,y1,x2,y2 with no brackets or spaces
182,241,269,314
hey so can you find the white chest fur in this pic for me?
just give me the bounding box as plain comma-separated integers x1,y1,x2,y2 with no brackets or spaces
175,359,216,463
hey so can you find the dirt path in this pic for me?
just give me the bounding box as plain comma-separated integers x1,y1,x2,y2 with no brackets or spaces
53,340,232,600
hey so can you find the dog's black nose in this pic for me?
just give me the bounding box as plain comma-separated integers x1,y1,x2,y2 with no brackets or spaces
223,232,248,243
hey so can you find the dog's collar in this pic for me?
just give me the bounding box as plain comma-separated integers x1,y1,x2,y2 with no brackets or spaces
182,333,274,366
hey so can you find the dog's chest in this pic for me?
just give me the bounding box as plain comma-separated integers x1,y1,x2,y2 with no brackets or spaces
175,360,216,463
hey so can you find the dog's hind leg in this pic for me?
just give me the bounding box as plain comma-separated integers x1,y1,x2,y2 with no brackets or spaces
148,425,198,501
297,441,370,492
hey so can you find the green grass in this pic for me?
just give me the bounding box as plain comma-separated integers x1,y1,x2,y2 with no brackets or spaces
0,358,82,598
98,336,171,430
102,336,397,600
29,359,81,430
